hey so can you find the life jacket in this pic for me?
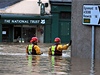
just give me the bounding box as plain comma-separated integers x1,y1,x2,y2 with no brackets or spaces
51,45,62,56
28,44,37,55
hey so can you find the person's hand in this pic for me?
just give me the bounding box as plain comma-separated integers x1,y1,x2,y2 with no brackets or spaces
68,40,72,46
41,52,43,54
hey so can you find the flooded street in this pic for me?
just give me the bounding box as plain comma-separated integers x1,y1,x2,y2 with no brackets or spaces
0,43,71,75
0,43,100,75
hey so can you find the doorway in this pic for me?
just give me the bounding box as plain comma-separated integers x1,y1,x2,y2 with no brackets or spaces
14,26,36,42
14,27,21,39
23,27,36,42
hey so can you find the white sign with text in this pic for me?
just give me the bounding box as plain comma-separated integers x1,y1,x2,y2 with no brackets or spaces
83,5,100,25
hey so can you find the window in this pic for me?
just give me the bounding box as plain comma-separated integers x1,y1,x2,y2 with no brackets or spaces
60,12,71,19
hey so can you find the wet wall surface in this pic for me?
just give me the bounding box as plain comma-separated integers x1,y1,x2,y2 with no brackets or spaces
71,57,100,75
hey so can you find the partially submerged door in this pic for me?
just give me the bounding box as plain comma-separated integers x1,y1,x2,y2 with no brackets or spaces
59,21,71,43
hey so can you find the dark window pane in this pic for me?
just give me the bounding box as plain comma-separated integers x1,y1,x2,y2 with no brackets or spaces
60,12,71,19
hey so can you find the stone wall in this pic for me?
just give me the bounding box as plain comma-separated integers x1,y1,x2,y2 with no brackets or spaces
71,0,100,60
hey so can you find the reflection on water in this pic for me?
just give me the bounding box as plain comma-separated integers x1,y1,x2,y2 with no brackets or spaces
0,55,27,75
0,53,71,75
70,57,100,75
0,52,99,75
26,55,71,75
90,57,95,75
49,56,71,75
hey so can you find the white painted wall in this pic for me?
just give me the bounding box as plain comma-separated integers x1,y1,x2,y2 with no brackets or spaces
0,0,50,14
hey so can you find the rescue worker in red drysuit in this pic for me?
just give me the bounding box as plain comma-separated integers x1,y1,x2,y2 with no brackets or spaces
26,37,43,55
48,37,71,56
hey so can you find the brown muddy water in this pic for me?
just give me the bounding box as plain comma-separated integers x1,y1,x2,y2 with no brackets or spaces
0,43,99,75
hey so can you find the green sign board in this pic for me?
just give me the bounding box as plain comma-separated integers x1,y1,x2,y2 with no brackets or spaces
1,19,46,25
0,14,51,25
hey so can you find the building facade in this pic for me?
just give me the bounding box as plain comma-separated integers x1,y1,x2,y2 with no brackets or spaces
0,14,51,43
0,0,51,43
0,0,72,43
49,0,72,43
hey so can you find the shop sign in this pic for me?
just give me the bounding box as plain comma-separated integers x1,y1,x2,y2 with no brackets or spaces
2,19,45,24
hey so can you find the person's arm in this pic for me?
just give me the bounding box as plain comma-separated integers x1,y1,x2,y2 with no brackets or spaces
26,45,28,54
56,45,63,51
48,47,52,55
62,40,72,50
34,45,43,55
62,44,69,50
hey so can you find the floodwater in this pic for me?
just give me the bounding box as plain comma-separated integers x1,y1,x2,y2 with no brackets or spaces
0,43,100,75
